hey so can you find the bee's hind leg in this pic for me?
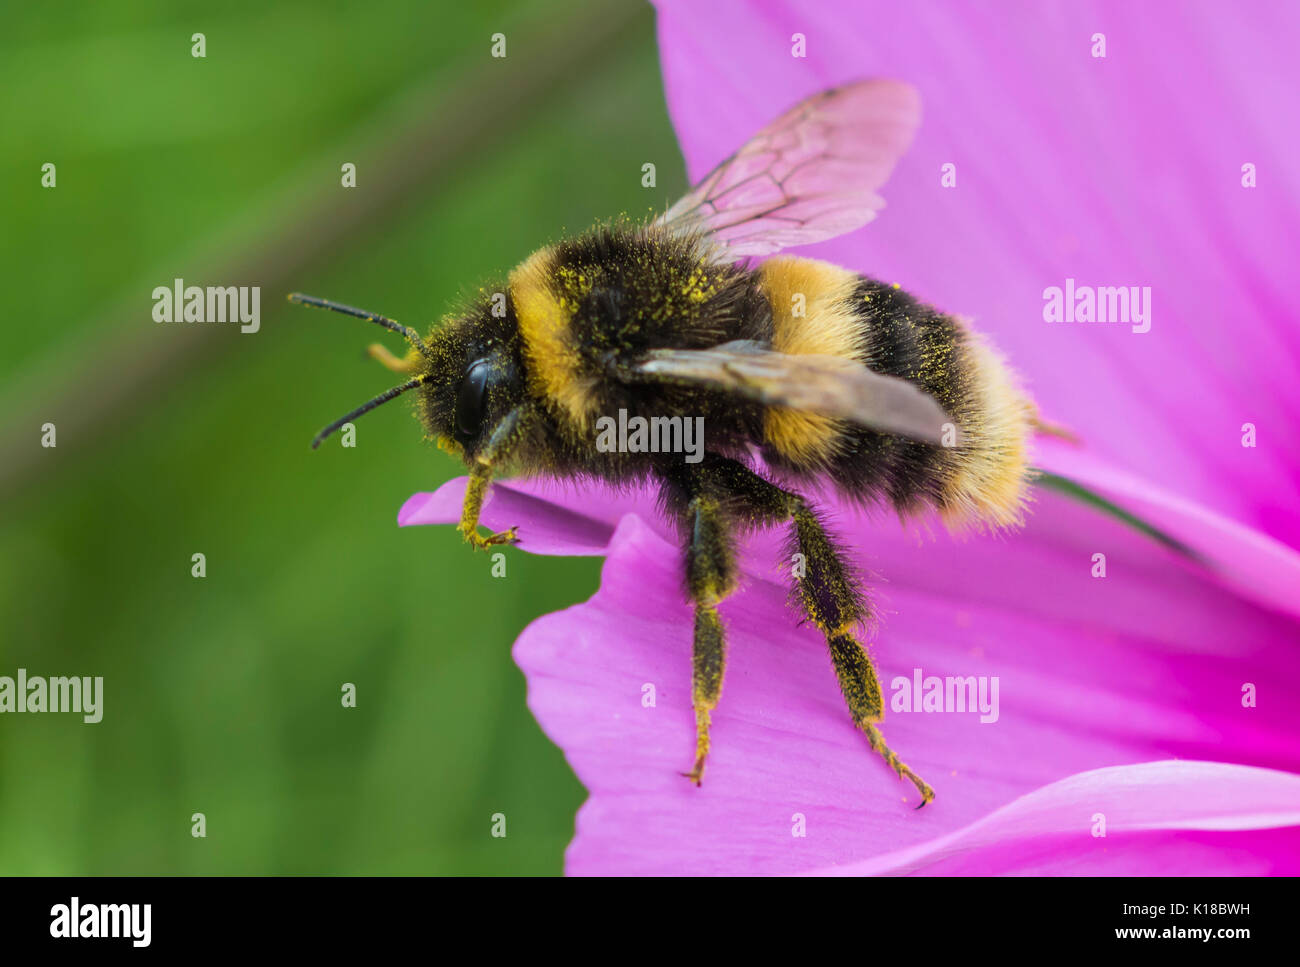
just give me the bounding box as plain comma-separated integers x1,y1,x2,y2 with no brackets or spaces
701,457,935,807
658,462,740,786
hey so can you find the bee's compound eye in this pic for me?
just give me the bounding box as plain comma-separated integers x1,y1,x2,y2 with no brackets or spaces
456,359,490,439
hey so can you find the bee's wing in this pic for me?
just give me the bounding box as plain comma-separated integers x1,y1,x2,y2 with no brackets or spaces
636,341,956,445
656,79,921,259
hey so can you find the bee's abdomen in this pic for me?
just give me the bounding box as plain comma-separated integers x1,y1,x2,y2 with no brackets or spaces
757,256,1033,530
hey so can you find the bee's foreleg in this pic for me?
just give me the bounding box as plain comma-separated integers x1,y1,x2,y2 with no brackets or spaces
704,457,935,807
659,466,739,786
457,407,527,551
458,469,517,550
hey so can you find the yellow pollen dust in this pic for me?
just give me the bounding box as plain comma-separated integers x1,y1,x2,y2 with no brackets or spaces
681,269,717,305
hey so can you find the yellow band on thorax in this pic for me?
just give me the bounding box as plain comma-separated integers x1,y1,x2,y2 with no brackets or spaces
509,246,598,428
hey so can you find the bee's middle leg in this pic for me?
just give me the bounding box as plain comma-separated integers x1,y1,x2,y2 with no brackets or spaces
659,465,738,786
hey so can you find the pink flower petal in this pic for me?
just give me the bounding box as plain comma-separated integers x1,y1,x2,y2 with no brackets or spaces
1037,440,1300,620
814,761,1300,875
402,477,1300,874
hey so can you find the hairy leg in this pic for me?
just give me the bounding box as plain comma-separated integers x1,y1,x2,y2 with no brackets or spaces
457,407,528,551
690,456,935,806
658,463,739,785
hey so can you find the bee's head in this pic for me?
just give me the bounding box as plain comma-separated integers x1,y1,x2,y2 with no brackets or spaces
290,290,522,461
419,297,523,461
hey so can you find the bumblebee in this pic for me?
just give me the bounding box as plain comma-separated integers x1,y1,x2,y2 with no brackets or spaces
291,80,1039,806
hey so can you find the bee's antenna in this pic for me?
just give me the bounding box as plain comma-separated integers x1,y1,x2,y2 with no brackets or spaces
288,292,432,358
311,374,427,450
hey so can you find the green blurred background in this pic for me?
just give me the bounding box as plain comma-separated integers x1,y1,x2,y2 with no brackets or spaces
0,0,682,874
